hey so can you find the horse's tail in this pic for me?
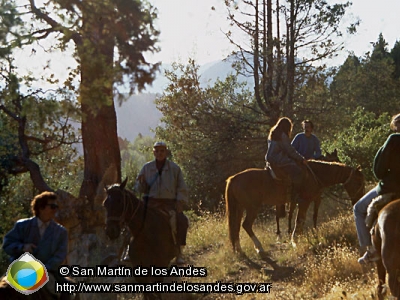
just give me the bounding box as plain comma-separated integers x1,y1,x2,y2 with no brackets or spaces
225,175,243,252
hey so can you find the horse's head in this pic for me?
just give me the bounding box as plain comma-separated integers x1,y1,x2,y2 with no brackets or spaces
323,149,339,162
343,167,365,205
103,178,128,240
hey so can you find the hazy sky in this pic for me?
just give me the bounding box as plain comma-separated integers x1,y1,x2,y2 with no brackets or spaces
150,0,400,66
12,0,400,87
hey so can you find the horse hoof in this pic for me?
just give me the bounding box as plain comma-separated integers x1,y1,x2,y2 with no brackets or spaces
234,247,243,254
276,234,282,242
255,248,262,254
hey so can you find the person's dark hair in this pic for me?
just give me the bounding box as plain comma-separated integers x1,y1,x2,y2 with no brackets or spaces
268,117,293,141
31,191,58,217
302,119,314,129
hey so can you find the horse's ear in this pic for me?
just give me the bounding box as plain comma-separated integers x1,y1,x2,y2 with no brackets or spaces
120,177,128,190
357,165,362,171
333,149,337,155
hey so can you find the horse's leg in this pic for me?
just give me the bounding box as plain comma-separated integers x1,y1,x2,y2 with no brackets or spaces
242,207,264,254
291,199,312,246
288,201,295,235
288,187,299,235
387,269,400,300
313,194,322,229
276,205,281,235
230,206,244,253
276,211,280,236
226,185,245,253
372,223,386,300
376,259,387,300
381,244,400,298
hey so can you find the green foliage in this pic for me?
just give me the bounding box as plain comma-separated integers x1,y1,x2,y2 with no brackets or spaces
0,65,81,193
390,40,400,79
0,174,34,235
325,108,390,181
370,33,390,61
0,0,27,57
330,34,400,119
225,0,358,118
0,145,83,231
155,59,268,209
0,0,160,97
1,0,161,208
120,134,155,190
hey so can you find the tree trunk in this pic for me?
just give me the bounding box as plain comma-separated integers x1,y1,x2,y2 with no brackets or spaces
78,17,121,231
286,0,296,116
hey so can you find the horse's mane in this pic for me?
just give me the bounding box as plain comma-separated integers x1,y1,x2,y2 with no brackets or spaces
306,160,354,184
307,159,349,174
307,159,346,167
104,183,140,204
106,183,124,190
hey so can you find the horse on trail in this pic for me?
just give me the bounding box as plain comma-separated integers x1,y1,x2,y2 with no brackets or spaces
225,160,364,254
275,150,341,235
372,199,400,300
103,178,179,299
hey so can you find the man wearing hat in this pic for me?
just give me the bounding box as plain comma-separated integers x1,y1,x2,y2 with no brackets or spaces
135,141,189,264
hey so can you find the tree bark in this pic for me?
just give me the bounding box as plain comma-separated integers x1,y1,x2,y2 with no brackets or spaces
78,14,121,230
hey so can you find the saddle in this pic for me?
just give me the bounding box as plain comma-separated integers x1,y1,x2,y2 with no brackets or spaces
145,198,180,245
366,193,399,229
265,162,291,183
265,163,293,203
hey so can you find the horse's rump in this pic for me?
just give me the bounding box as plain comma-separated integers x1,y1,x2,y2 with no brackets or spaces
374,199,400,298
225,168,287,217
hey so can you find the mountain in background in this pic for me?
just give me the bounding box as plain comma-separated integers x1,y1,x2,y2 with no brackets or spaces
145,56,253,94
116,56,253,142
72,57,252,154
115,93,162,141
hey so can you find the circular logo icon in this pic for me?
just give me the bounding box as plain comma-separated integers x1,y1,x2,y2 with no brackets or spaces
6,253,49,295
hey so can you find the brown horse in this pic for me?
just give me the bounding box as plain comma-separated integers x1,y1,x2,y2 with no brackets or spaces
103,179,178,299
372,199,400,299
275,150,341,235
225,160,365,254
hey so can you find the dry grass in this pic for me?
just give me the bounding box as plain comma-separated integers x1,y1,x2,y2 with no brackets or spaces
180,197,381,300
117,194,384,299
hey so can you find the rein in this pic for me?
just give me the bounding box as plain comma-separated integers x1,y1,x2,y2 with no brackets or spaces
342,168,354,186
306,164,322,186
307,163,363,200
342,168,364,199
307,163,357,188
106,189,141,225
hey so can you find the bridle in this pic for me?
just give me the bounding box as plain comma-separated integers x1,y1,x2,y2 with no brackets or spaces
342,168,354,186
307,164,364,196
105,188,141,225
342,168,365,200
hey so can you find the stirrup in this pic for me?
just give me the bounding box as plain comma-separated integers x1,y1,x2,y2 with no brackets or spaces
358,249,380,264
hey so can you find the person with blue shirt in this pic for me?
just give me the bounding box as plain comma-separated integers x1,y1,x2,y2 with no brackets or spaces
291,120,322,160
2,191,70,299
